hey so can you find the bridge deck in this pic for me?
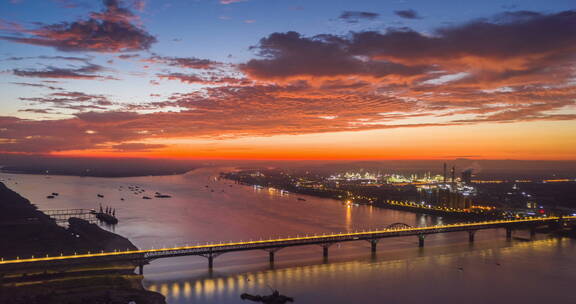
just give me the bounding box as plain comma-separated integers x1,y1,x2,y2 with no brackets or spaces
1,216,573,269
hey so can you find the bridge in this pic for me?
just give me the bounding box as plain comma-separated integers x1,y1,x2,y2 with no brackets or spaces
1,216,574,275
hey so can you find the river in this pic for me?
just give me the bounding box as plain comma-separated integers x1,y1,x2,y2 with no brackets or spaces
1,167,574,304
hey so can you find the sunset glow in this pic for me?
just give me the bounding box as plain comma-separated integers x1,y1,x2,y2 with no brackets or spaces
1,0,575,160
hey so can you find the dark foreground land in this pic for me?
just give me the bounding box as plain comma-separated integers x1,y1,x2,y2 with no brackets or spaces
0,182,165,304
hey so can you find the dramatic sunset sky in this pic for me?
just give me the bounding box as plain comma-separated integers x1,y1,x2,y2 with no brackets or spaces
1,0,575,160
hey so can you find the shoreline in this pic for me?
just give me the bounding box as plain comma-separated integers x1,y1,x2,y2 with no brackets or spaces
221,174,499,220
0,168,197,178
0,182,166,304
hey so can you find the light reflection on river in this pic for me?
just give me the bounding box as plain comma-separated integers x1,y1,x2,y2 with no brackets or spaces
1,167,575,304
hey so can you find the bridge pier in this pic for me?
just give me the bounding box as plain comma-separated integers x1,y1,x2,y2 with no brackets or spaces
264,248,282,265
418,234,425,248
506,228,513,241
370,239,378,253
530,227,536,240
320,243,334,261
468,230,476,243
200,250,220,269
138,264,143,275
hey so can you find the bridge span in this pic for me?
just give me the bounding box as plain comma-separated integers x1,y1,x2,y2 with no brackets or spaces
1,216,574,274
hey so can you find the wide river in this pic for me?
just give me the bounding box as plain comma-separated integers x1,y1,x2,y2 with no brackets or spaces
1,167,575,304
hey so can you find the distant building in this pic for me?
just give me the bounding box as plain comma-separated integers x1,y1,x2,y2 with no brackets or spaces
418,186,472,210
462,169,473,185
417,162,475,211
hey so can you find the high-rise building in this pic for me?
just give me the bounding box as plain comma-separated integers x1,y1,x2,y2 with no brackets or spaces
462,169,473,184
418,186,472,210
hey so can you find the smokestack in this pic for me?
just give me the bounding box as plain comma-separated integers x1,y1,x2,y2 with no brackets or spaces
443,163,447,184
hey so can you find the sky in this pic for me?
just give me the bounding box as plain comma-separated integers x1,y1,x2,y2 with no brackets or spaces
0,0,575,160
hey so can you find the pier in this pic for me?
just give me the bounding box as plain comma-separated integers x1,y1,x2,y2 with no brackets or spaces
42,209,97,225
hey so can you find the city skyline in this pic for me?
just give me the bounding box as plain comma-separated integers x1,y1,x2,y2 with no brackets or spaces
1,0,575,160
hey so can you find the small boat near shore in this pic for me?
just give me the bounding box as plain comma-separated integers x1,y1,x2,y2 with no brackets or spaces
95,205,118,224
97,194,104,198
96,212,118,225
46,195,55,199
142,196,152,199
241,290,294,303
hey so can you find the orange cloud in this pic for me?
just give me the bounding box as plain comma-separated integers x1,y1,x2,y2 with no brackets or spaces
2,10,575,160
0,0,156,53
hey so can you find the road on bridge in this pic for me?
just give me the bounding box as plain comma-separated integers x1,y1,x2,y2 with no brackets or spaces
1,216,574,273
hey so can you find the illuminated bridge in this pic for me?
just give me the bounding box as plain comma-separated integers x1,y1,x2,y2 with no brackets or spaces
1,216,574,274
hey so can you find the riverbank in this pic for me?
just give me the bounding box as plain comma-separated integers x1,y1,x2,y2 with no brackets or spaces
0,156,200,177
371,200,500,220
0,182,137,259
221,173,498,220
0,167,195,178
0,182,166,304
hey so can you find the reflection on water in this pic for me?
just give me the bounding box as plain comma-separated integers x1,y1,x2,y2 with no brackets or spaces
345,205,352,231
149,261,398,302
2,168,576,303
144,238,576,304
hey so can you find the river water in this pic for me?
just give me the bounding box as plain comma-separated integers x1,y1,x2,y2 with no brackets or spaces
1,167,575,304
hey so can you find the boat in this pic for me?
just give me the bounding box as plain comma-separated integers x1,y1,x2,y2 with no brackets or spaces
297,198,306,201
240,290,294,303
51,192,59,196
154,194,171,198
97,194,104,198
142,196,152,199
96,212,118,225
46,195,55,199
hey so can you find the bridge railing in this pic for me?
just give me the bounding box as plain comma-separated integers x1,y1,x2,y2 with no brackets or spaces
1,216,574,266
